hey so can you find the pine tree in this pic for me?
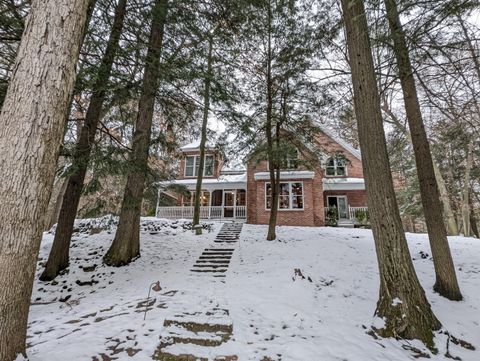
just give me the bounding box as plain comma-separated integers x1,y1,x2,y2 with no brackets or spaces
40,0,128,281
383,0,462,301
340,0,441,346
104,0,169,266
0,1,91,358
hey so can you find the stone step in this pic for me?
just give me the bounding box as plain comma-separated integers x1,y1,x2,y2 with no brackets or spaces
195,259,230,264
204,248,234,252
163,316,232,334
198,255,232,260
159,324,229,347
153,342,238,361
191,269,227,273
192,264,228,269
201,251,234,254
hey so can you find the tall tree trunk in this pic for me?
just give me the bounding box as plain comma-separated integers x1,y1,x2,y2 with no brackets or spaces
462,141,473,237
265,0,278,241
381,101,459,235
0,1,91,359
384,0,462,301
39,0,128,281
469,190,479,238
104,0,168,266
433,161,459,235
340,0,441,346
193,35,213,227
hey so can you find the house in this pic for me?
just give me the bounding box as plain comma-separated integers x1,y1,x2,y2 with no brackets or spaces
156,128,368,227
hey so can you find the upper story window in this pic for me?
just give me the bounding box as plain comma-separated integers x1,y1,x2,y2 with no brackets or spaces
265,182,304,210
282,149,300,170
325,157,346,176
184,155,214,177
268,148,300,170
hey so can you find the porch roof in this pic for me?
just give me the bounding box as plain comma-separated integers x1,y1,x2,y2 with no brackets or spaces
323,177,365,190
159,173,247,191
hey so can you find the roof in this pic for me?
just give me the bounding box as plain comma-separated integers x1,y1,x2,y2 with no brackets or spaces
323,177,365,190
180,139,216,152
159,173,247,191
316,124,362,160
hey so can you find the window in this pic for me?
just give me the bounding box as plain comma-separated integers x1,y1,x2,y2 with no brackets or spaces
325,157,346,176
267,148,300,171
184,155,214,177
282,149,299,170
183,191,210,206
265,182,304,210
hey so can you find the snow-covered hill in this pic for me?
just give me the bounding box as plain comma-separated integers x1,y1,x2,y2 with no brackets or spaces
27,219,479,360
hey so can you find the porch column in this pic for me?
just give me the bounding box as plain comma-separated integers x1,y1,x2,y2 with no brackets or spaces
233,189,237,219
208,190,212,219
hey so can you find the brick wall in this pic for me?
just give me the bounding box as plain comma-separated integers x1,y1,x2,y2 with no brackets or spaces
245,130,366,226
323,190,368,207
178,149,223,180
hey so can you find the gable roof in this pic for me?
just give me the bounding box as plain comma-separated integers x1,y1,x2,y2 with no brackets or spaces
316,124,362,160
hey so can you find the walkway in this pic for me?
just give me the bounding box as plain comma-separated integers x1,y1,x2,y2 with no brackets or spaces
154,222,243,360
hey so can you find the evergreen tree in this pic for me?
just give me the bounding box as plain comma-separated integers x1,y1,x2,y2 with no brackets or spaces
340,0,441,347
0,1,91,358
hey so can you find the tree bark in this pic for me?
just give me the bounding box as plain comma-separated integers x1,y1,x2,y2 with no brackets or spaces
433,161,458,235
39,0,128,281
193,35,213,227
469,190,479,238
265,0,278,241
384,0,462,301
0,1,91,359
340,0,441,347
104,0,168,266
462,141,473,237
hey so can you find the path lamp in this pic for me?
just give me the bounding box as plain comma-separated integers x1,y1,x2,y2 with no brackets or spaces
144,281,162,320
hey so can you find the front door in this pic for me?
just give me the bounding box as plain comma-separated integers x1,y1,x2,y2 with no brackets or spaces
327,196,348,219
223,190,235,218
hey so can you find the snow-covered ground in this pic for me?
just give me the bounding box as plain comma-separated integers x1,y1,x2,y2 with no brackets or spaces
27,218,480,360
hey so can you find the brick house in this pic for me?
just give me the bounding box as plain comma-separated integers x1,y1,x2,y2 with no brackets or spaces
156,127,368,227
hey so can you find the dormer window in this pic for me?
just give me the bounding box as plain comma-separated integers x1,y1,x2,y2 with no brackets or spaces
184,155,214,177
326,157,346,176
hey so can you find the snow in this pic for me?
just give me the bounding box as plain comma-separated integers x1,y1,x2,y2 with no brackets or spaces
26,219,480,360
180,139,216,151
161,173,247,187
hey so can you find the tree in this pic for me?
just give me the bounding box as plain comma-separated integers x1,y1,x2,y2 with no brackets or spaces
340,0,441,346
104,0,168,266
39,0,128,281
383,0,462,301
192,34,213,228
233,0,329,240
0,1,91,359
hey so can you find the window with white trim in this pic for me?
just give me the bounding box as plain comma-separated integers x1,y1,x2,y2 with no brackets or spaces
265,182,304,210
184,155,214,177
325,157,346,176
267,148,300,171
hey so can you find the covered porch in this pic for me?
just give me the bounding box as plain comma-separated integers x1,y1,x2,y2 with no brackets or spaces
156,174,247,220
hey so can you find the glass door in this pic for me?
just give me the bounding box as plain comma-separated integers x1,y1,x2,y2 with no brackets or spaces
327,196,348,219
337,196,348,219
223,190,235,218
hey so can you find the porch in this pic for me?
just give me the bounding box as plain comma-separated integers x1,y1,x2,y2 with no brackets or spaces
156,205,247,220
324,206,369,226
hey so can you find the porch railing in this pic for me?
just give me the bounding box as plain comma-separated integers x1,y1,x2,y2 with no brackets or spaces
324,206,369,223
156,205,247,220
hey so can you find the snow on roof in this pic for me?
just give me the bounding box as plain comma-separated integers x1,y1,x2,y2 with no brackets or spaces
323,177,365,191
161,172,247,187
316,124,362,160
180,139,216,151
